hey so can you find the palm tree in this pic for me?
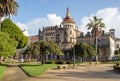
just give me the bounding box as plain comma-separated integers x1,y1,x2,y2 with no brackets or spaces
0,0,19,30
86,16,105,61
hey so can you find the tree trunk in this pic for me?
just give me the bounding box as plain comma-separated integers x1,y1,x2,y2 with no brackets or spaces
0,16,2,31
81,56,84,62
95,37,98,61
41,53,44,65
0,56,4,64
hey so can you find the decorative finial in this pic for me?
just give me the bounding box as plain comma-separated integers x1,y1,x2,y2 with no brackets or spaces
66,7,71,17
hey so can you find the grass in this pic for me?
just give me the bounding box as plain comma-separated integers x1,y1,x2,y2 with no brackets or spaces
0,64,7,80
20,63,58,76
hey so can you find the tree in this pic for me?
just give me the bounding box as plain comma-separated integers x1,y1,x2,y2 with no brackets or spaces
24,40,63,65
114,50,119,55
0,0,19,30
74,43,96,62
86,16,105,61
23,42,40,61
39,41,63,65
47,41,63,55
1,19,28,49
0,32,17,64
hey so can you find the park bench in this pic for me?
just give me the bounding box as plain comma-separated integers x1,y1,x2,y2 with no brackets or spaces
57,65,68,69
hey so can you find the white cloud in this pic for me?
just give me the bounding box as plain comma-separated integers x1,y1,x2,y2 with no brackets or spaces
79,7,120,38
15,14,62,36
15,22,29,36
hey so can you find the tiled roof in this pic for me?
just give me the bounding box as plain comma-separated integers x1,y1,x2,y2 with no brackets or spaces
63,16,75,24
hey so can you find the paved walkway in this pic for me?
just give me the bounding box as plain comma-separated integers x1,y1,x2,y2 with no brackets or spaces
1,64,120,81
1,64,28,81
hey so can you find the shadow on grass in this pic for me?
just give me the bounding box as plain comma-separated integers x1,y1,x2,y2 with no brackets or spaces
18,64,43,77
0,64,7,66
18,65,32,77
19,64,42,67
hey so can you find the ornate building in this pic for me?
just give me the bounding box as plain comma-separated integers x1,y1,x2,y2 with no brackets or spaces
38,8,119,60
39,8,80,50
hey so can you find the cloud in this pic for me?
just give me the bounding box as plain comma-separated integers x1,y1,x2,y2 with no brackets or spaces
15,22,29,36
15,14,62,36
79,7,120,38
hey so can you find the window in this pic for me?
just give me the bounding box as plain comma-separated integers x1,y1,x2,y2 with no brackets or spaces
70,31,72,34
117,44,119,48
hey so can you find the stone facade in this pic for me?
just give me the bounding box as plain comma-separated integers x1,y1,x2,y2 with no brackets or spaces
77,32,116,60
37,8,119,60
40,8,80,50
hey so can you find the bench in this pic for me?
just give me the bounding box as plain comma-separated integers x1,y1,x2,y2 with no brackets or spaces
57,65,68,69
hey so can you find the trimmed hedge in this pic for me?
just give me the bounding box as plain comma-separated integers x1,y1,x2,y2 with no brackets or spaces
44,61,73,64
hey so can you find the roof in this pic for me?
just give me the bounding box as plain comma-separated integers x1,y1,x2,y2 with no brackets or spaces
62,8,75,24
63,16,75,24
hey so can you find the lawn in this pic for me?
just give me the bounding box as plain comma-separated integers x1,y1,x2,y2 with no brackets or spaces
0,64,7,80
20,64,58,76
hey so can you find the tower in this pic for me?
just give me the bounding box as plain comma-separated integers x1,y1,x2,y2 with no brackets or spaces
109,29,115,37
61,8,77,50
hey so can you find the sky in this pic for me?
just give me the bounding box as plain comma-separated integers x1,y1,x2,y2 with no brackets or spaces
11,0,120,38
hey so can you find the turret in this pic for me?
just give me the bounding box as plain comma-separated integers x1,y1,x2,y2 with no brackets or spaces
62,7,75,24
109,29,115,37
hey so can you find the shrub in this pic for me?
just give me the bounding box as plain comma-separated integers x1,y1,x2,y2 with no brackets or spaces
55,61,66,64
116,63,120,66
66,61,72,64
114,63,120,73
45,61,54,64
4,58,19,63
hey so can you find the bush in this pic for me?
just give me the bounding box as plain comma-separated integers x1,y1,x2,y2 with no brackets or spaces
66,61,72,64
4,58,19,63
114,63,120,73
114,66,120,72
55,61,66,64
116,63,120,66
45,61,54,64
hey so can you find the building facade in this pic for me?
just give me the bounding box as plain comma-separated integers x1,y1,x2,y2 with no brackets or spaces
77,31,116,60
37,8,119,60
40,8,80,50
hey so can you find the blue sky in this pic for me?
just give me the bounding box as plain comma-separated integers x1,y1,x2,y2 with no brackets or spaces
12,0,120,38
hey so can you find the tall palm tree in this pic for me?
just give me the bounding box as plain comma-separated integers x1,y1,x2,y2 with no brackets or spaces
86,16,105,61
0,0,19,31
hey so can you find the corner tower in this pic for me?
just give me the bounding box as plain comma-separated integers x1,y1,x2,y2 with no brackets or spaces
61,8,77,50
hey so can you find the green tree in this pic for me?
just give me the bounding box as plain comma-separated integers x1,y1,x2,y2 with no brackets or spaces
0,0,19,30
0,32,17,63
1,19,28,48
47,41,63,55
38,40,63,65
74,43,96,62
24,40,63,65
114,50,119,55
86,16,105,61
